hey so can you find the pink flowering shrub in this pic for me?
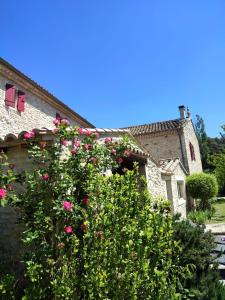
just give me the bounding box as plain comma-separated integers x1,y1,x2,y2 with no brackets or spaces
63,201,73,212
0,154,18,207
0,188,7,199
5,121,184,299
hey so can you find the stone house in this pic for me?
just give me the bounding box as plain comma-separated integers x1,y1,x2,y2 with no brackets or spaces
124,106,203,212
0,57,204,279
0,57,202,215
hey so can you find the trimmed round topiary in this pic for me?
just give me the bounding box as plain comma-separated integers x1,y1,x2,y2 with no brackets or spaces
186,173,218,209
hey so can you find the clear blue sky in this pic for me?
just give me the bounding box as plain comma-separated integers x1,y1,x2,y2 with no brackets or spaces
1,0,225,136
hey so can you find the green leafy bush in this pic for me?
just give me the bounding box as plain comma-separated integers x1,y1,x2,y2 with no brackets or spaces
186,173,218,209
211,150,225,195
2,120,187,299
173,218,224,300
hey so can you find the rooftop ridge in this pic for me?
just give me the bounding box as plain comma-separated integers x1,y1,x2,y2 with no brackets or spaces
123,118,182,129
123,118,187,136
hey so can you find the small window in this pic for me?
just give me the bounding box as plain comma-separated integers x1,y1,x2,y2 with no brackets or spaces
177,181,184,199
189,142,196,161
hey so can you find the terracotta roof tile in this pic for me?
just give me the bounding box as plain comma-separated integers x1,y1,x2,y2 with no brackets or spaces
124,119,185,136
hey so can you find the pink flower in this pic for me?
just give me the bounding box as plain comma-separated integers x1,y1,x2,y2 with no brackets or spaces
61,139,68,146
61,118,69,126
63,201,73,212
74,139,80,148
117,157,123,164
53,118,60,126
78,128,83,135
0,189,7,199
83,144,92,151
111,148,116,155
124,150,131,157
90,157,97,165
85,129,92,136
82,197,89,206
42,173,50,181
70,149,77,155
93,131,100,139
23,132,35,139
64,226,73,234
52,128,59,134
105,137,112,143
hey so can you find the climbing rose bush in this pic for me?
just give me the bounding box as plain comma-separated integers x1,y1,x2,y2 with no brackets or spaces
0,154,18,206
5,120,186,299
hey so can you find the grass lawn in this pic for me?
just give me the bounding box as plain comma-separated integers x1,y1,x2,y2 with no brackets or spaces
206,198,225,224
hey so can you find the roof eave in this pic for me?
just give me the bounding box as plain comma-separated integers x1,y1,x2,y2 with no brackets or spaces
0,57,94,128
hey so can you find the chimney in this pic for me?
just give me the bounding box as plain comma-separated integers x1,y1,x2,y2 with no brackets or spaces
186,107,191,119
178,105,186,119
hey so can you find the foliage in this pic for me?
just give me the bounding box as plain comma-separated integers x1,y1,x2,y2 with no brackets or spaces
0,153,18,207
211,150,225,194
0,274,15,300
173,218,224,300
2,120,187,299
188,209,215,224
195,114,210,170
194,116,225,172
0,154,19,299
207,198,225,224
186,173,218,209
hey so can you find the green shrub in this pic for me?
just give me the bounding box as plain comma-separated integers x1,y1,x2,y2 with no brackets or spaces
2,120,187,299
211,150,225,195
188,209,215,224
186,173,218,209
173,218,222,299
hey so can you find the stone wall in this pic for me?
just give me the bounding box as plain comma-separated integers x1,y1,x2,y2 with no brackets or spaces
0,207,23,275
181,119,202,174
6,145,33,172
163,163,187,218
135,132,182,162
0,75,80,140
145,158,167,198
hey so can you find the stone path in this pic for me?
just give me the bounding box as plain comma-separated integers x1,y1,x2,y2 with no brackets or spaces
205,223,225,234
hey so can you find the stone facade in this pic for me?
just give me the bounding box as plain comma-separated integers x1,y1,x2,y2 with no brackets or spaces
0,75,78,139
181,119,202,174
145,158,167,198
128,111,202,176
0,58,93,141
0,207,23,275
136,131,182,163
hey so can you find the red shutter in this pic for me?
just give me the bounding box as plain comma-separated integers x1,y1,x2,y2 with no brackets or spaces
189,142,196,161
56,113,61,120
5,84,16,107
192,145,196,161
17,91,26,112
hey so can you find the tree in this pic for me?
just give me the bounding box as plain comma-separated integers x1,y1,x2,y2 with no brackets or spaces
211,150,225,195
195,115,210,170
186,173,218,210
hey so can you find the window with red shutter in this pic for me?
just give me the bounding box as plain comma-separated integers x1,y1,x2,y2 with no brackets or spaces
56,113,61,120
17,91,25,112
5,84,16,107
189,142,196,161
